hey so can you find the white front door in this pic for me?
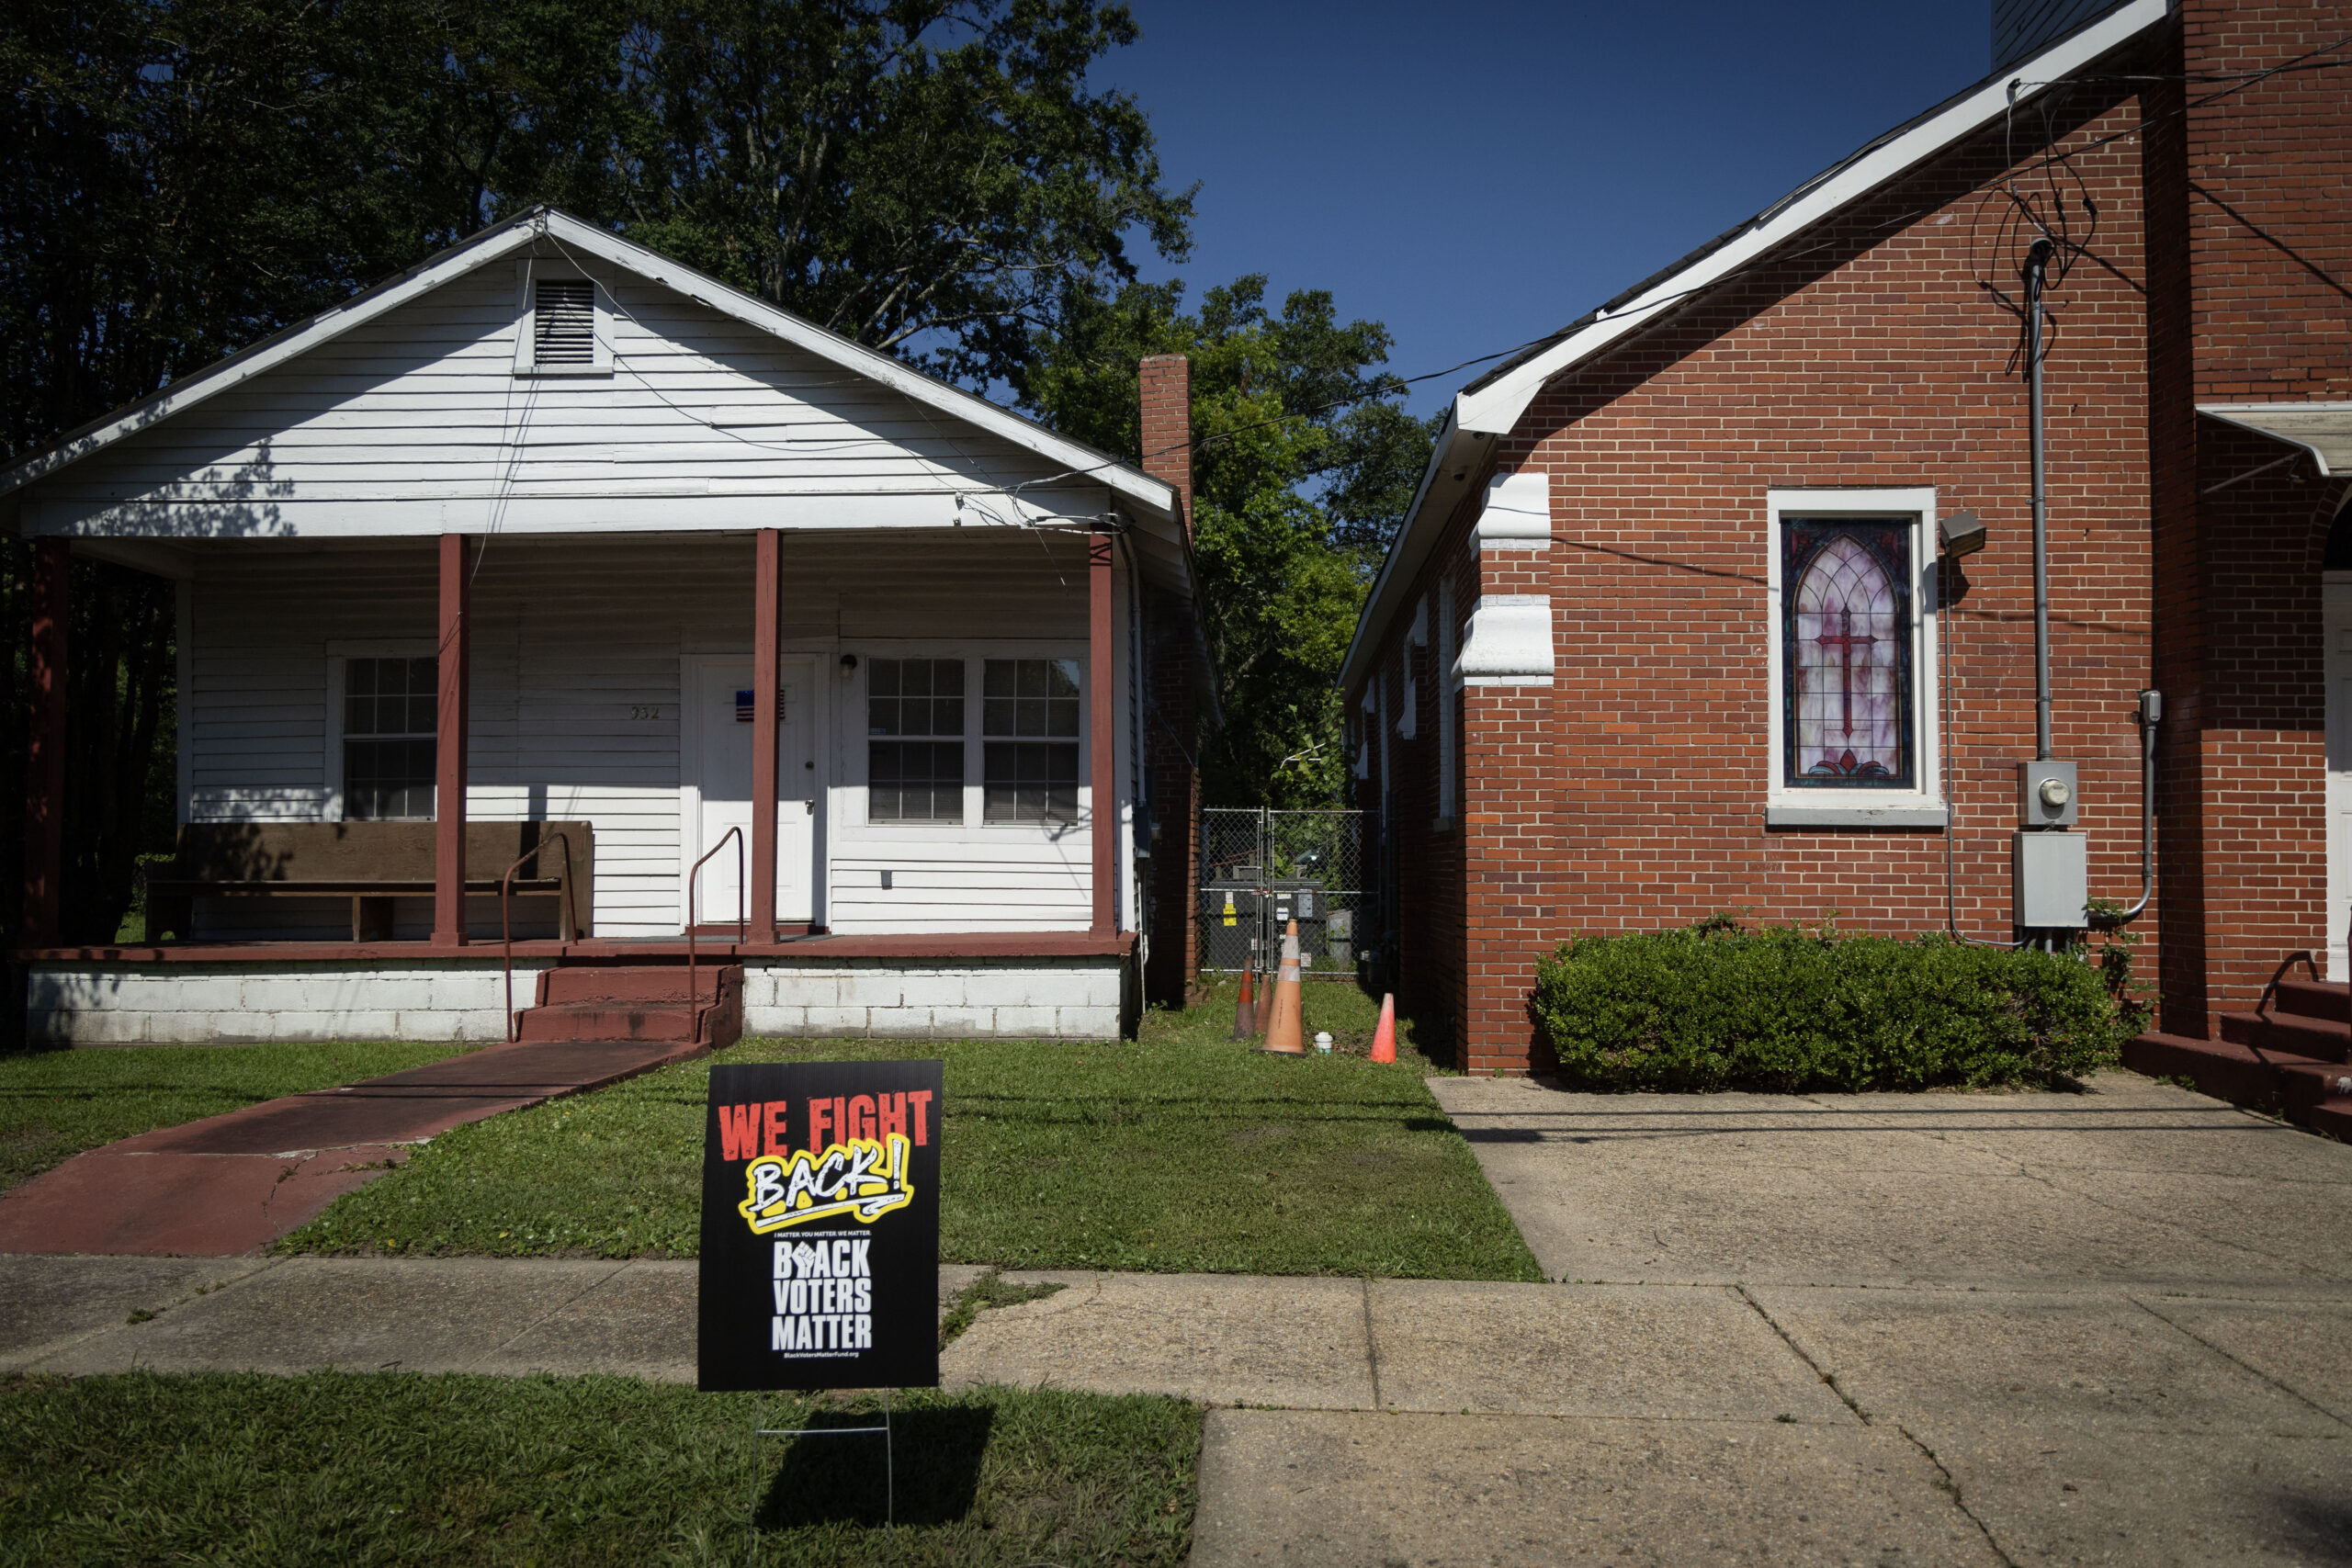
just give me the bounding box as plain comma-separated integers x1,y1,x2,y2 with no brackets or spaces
684,655,824,930
686,660,754,928
2326,578,2352,976
776,657,817,923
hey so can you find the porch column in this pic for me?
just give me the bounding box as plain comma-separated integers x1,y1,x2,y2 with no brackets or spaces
22,538,69,948
1091,527,1116,937
749,527,781,940
433,533,472,945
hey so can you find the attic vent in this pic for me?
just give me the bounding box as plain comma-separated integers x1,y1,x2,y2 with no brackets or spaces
534,279,596,366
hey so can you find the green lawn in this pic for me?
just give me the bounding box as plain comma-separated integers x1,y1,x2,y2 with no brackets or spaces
283,979,1540,1280
0,1042,478,1192
0,1371,1198,1567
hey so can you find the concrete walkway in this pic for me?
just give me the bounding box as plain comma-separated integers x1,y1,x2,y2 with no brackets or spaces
6,1071,2350,1564
0,1036,708,1256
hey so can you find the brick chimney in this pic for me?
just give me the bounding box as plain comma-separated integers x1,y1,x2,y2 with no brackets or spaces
1138,355,1193,537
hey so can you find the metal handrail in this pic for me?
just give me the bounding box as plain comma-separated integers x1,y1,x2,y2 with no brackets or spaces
686,826,746,1030
501,831,580,1043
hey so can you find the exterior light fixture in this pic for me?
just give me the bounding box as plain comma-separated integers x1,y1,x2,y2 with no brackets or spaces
1939,509,1987,558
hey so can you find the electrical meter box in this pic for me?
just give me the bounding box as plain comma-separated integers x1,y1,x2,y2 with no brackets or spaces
2018,759,2079,828
2013,829,2088,929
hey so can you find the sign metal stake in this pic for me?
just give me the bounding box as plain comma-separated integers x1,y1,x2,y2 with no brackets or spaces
752,1388,894,1529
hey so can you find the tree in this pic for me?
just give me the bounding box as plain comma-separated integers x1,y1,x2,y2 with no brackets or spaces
1023,276,1440,807
606,0,1193,388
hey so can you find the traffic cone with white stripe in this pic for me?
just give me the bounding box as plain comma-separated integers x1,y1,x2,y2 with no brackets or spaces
1262,920,1306,1054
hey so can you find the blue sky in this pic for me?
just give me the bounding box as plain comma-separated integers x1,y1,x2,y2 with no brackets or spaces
1098,1,1993,414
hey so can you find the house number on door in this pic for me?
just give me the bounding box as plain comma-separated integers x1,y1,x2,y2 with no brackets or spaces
629,705,662,720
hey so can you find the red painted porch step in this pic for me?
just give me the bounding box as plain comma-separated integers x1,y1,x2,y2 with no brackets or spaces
2120,975,2352,1138
514,960,743,1049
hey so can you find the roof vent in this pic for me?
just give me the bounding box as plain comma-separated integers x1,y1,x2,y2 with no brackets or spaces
534,279,596,366
1993,0,2123,73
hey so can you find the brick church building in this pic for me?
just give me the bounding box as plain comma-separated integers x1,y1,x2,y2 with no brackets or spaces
1345,0,2352,1077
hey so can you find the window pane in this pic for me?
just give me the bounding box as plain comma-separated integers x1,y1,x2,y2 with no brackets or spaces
984,740,1080,823
345,658,435,740
983,660,1081,746
345,735,436,821
869,659,962,739
868,739,964,823
1784,521,1912,790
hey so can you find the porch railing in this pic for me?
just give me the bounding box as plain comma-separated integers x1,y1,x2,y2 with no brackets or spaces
500,832,580,1043
686,826,746,1031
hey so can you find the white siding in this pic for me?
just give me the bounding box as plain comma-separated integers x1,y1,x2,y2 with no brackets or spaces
31,254,1107,537
182,530,1128,939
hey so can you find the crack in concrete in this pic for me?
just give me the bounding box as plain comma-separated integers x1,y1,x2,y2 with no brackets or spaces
1732,1283,2019,1568
470,1258,637,1371
2127,1293,2352,1432
1360,1279,1383,1410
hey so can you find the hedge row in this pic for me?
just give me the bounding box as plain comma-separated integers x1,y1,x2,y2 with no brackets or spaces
1528,919,2128,1093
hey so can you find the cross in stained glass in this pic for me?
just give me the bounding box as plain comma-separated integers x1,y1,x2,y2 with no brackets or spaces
1814,604,1876,743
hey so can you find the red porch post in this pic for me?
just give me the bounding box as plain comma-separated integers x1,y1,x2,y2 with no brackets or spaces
1090,527,1116,937
749,527,781,940
22,539,69,947
432,534,472,945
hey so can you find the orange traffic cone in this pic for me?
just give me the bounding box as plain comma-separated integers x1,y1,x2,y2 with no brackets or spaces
1263,920,1306,1054
1368,992,1397,1064
1230,948,1258,1040
1253,950,1276,1037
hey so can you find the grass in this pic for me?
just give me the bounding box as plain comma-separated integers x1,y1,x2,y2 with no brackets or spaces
0,1041,477,1192
282,977,1541,1280
0,1371,1199,1566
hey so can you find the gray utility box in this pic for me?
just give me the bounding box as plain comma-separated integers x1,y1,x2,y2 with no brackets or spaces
2013,830,2088,929
1268,880,1330,969
1204,877,1266,972
2018,759,2079,828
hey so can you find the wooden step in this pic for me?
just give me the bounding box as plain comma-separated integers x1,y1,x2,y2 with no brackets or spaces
516,962,742,1048
2121,1031,2283,1106
539,964,729,1006
2303,1098,2352,1142
2217,1009,2352,1064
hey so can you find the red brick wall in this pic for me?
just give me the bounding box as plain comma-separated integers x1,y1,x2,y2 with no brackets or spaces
1357,73,2162,1073
2146,0,2352,1032
1137,355,1203,1007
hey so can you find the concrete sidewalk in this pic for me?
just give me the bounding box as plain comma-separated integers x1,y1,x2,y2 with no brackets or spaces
6,1248,2348,1565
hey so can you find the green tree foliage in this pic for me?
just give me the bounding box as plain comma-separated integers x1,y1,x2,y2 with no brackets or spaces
1023,277,1440,806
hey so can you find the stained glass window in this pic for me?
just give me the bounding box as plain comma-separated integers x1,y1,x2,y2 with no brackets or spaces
1783,520,1913,790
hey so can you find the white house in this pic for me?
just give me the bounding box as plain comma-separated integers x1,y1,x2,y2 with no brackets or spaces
6,209,1208,1045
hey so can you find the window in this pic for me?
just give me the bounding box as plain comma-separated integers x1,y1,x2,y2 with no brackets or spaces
344,657,436,820
1765,490,1941,826
867,658,964,823
1783,520,1914,789
983,659,1080,824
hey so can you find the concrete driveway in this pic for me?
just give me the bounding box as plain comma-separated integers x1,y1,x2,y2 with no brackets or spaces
1205,1069,2351,1567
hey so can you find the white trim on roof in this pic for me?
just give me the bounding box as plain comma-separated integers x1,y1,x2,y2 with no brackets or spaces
2198,403,2352,479
0,209,1177,526
1454,0,2165,439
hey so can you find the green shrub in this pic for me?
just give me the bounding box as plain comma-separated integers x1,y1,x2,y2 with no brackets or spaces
1529,919,2127,1092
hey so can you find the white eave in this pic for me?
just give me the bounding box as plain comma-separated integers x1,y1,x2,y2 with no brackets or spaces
0,209,1179,531
1339,0,2166,694
2198,403,2352,477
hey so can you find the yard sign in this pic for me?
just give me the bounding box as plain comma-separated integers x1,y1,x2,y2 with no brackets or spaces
697,1059,944,1392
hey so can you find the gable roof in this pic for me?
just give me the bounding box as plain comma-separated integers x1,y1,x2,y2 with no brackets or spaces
1339,0,2165,693
0,208,1179,530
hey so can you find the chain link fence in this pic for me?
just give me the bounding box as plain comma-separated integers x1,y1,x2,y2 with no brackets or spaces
1199,807,1369,981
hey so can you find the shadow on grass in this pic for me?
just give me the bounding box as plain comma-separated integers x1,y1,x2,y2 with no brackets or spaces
758,1404,994,1529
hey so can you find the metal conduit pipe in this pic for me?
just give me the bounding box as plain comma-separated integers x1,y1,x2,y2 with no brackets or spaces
2025,236,2055,762
2095,690,2161,927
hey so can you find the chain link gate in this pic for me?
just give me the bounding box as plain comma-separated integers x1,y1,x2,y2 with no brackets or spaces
1199,808,1369,981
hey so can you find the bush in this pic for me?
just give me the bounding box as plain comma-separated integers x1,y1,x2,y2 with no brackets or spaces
1529,919,2128,1093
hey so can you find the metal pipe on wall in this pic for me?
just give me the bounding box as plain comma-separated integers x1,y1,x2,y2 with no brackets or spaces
2025,237,2055,762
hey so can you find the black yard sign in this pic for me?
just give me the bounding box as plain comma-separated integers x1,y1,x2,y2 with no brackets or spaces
697,1059,944,1392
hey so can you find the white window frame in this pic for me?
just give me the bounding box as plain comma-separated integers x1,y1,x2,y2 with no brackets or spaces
1764,488,1945,829
513,259,614,377
323,639,437,823
840,642,1092,841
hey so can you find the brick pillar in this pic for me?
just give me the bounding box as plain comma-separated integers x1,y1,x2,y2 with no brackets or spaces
22,538,69,948
750,528,781,941
432,534,472,946
1137,355,1201,1002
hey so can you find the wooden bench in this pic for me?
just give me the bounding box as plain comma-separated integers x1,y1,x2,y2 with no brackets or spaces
147,821,593,942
